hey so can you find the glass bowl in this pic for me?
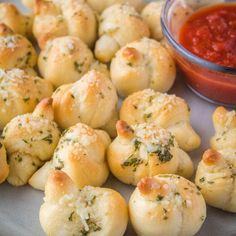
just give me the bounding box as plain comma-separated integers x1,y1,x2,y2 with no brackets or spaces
161,0,236,106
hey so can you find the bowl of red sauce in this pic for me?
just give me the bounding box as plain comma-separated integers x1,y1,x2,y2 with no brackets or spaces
161,0,236,106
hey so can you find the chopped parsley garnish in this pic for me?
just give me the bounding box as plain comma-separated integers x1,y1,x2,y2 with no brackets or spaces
121,156,143,172
74,61,84,73
157,195,164,201
23,97,30,102
150,136,174,163
68,211,74,221
199,177,205,183
42,134,53,144
143,113,152,121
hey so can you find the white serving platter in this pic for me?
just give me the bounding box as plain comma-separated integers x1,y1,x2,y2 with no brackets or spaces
0,0,236,236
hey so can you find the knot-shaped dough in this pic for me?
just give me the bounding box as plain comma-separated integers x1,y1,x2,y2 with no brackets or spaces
40,170,128,236
52,70,118,137
85,0,144,13
110,37,176,96
38,36,108,88
29,122,110,190
195,149,236,213
0,3,32,37
0,23,37,70
2,98,61,186
195,107,236,212
33,0,97,48
0,141,9,184
141,1,165,41
107,121,194,185
95,4,150,63
129,175,206,236
0,68,53,130
210,106,236,151
120,89,201,151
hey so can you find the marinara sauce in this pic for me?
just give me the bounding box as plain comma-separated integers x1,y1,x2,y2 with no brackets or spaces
179,4,236,68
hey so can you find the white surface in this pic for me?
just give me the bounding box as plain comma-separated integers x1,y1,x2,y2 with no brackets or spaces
0,0,236,236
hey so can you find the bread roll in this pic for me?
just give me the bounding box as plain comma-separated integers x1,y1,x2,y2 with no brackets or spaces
0,68,53,130
95,4,150,63
0,23,37,70
0,3,32,37
195,149,236,213
107,121,194,185
2,98,61,186
195,107,236,212
110,38,176,97
210,106,236,151
40,170,128,236
0,141,9,184
52,70,118,137
129,175,206,236
85,0,144,13
33,0,97,48
38,36,108,88
29,122,111,191
120,89,201,151
141,1,165,41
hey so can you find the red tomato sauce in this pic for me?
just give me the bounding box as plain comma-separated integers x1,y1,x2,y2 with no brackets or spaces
179,4,236,68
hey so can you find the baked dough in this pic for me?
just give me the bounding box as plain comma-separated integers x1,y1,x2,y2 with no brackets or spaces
141,1,165,41
195,107,236,212
110,37,176,97
0,141,9,184
120,89,201,151
2,98,61,186
195,149,236,213
38,36,108,88
0,23,37,70
40,170,128,236
85,0,144,13
129,175,206,236
0,68,53,130
0,3,32,37
95,4,150,63
210,106,236,151
52,70,118,137
107,121,194,185
33,0,97,48
29,122,110,190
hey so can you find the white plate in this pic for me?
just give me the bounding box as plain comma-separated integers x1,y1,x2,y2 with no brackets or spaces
0,1,236,236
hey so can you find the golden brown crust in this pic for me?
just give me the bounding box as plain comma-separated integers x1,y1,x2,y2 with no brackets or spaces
202,149,221,166
116,120,134,139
